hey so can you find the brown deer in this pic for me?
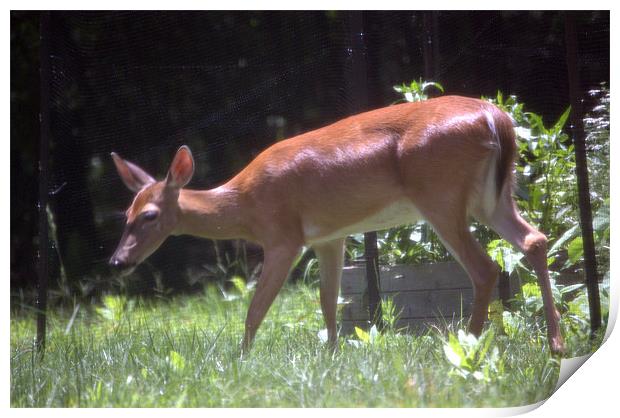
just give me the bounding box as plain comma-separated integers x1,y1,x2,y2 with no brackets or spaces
109,95,565,354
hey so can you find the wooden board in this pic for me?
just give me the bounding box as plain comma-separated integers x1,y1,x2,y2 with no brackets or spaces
341,288,476,320
339,261,518,334
341,262,474,294
340,318,458,336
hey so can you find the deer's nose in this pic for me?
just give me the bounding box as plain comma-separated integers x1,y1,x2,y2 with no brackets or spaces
109,256,133,273
109,256,123,269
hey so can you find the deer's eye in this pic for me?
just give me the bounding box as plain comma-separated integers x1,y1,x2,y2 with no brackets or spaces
142,210,159,221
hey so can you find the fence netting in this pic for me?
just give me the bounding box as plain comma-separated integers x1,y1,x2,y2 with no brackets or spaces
35,11,608,307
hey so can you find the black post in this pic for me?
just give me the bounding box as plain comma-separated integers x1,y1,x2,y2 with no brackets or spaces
422,12,434,81
348,11,382,326
364,232,382,326
419,12,435,245
431,12,440,79
36,11,51,352
498,271,511,310
564,12,602,336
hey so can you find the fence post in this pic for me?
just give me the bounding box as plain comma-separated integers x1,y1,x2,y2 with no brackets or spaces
419,11,438,245
498,271,511,310
36,10,52,352
422,11,435,81
347,11,383,327
564,12,602,336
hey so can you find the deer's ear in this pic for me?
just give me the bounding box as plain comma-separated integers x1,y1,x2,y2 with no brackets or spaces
166,145,194,189
111,152,156,193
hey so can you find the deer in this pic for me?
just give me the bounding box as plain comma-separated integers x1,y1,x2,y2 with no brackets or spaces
109,95,565,354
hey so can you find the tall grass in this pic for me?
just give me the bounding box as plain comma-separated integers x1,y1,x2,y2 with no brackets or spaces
11,283,578,407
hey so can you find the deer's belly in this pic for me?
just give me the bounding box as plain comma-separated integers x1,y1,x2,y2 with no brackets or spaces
303,199,422,245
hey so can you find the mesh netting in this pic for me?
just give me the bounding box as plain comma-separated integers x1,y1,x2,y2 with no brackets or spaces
36,11,609,296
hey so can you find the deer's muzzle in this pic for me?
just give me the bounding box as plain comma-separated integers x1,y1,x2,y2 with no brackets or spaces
109,255,136,277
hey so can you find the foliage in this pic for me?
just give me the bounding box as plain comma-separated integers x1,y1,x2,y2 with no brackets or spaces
503,275,608,355
491,88,608,273
492,92,576,240
583,84,610,269
487,88,610,332
219,275,256,302
442,329,503,382
584,84,610,204
96,295,134,326
393,79,444,102
380,296,402,332
353,324,381,346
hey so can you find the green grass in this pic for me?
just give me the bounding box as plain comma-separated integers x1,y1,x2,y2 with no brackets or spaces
11,283,592,407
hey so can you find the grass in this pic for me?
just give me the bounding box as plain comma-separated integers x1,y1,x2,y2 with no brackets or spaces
10,282,594,407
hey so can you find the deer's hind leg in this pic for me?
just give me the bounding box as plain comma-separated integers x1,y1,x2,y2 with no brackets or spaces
481,188,565,354
415,198,500,337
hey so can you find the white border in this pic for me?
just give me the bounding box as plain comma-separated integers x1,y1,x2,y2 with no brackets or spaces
5,3,617,416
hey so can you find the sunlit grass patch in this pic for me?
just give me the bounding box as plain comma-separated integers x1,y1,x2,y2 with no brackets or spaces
11,282,597,407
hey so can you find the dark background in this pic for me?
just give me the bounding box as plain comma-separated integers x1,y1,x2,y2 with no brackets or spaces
10,11,610,300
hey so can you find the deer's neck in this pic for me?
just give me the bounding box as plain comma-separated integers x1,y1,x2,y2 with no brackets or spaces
175,186,252,241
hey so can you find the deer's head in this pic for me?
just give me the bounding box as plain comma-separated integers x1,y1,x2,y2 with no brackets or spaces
109,146,194,276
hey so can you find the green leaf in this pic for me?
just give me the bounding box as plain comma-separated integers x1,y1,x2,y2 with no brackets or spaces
515,126,533,141
355,326,370,343
443,343,463,368
522,283,541,298
472,371,485,381
559,283,585,295
422,81,444,93
503,251,524,275
526,112,544,132
549,224,580,255
487,239,505,270
444,333,465,368
369,324,379,343
477,329,494,367
450,333,467,359
568,293,590,319
168,350,186,372
567,236,584,264
554,106,572,133
229,276,248,296
593,204,610,232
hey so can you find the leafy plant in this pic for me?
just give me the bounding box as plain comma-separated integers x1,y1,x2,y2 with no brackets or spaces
393,79,444,102
220,275,256,302
490,92,576,242
354,324,380,345
442,329,503,382
96,294,134,326
381,296,402,332
487,239,524,275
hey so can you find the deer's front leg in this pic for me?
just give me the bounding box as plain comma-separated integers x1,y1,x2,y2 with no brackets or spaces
242,244,301,353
